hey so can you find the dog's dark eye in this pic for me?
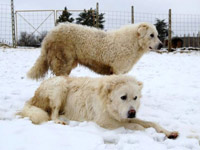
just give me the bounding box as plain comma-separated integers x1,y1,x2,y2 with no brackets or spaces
121,95,127,100
150,34,154,38
133,96,137,100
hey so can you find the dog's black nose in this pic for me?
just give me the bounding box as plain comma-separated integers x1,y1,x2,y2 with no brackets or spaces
127,109,136,118
157,43,163,50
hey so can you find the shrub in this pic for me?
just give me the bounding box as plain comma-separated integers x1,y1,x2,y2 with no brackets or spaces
17,31,47,47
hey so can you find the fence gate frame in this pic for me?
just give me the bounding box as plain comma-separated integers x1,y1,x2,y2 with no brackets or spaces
15,10,56,45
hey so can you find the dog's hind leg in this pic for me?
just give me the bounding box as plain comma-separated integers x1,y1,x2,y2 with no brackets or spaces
17,102,50,124
48,47,77,76
50,57,77,76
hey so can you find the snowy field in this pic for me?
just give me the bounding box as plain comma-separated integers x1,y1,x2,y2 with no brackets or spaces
0,48,200,150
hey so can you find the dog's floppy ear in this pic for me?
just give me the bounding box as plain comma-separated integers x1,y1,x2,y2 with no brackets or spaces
98,82,112,99
137,24,149,37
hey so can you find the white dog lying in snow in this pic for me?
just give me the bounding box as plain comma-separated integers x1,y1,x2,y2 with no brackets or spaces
18,75,178,139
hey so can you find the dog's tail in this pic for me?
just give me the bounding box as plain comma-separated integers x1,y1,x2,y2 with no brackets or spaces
17,102,49,124
27,48,49,80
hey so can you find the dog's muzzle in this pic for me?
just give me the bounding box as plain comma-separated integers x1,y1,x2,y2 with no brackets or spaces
127,109,136,118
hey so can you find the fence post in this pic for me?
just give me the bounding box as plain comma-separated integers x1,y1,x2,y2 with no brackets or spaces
11,0,16,48
96,2,99,28
188,33,190,47
54,10,56,26
193,33,195,47
131,6,134,24
15,11,18,45
184,34,186,47
168,9,172,52
92,10,95,27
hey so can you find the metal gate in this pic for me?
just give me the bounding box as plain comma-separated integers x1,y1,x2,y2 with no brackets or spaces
15,10,56,45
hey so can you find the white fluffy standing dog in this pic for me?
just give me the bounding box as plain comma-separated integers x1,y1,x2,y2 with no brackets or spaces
27,22,163,80
18,75,178,139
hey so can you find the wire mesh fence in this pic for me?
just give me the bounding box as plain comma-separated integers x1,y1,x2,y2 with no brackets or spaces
0,3,12,46
134,12,168,25
0,2,200,49
101,10,132,30
100,10,200,49
172,14,200,48
172,14,200,36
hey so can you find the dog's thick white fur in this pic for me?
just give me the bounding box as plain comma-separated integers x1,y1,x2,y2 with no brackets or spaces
27,22,162,80
18,75,178,139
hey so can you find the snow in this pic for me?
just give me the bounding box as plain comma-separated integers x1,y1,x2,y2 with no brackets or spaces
0,48,200,150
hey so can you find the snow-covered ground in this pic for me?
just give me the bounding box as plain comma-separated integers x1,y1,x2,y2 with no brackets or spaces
0,48,200,150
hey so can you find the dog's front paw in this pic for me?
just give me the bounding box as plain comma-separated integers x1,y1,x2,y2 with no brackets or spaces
54,119,67,125
168,131,179,139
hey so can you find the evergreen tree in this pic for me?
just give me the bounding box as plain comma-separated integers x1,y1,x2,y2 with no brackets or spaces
154,19,168,42
56,7,74,24
76,8,105,29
